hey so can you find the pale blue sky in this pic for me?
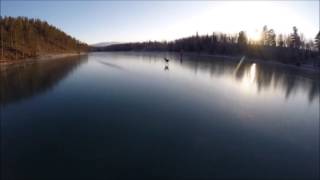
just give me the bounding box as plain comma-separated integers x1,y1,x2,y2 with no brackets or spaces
2,0,319,44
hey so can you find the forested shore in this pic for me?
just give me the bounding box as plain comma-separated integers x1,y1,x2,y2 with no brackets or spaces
0,16,88,61
94,26,320,67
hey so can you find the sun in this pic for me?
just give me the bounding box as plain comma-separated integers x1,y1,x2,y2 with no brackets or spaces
247,29,261,42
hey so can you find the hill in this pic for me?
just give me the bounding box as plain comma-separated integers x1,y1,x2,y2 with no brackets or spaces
0,16,88,61
90,42,121,47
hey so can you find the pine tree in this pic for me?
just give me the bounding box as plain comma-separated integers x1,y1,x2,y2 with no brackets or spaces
277,34,284,47
238,31,247,54
238,31,247,45
315,31,320,52
290,26,301,49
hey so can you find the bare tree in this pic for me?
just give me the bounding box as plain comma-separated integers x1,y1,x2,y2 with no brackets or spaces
268,29,276,46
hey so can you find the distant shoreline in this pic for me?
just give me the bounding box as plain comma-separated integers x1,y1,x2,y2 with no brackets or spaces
1,51,319,76
0,53,87,72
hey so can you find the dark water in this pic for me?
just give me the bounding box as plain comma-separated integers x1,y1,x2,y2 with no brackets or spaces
1,52,319,179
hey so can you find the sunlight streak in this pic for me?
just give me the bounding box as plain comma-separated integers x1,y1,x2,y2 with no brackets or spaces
241,63,257,92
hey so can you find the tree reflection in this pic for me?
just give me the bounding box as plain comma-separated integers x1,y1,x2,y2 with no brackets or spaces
164,65,169,71
176,54,319,103
0,56,87,105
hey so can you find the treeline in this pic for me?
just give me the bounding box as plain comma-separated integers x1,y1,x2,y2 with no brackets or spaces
0,16,88,61
95,26,320,66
